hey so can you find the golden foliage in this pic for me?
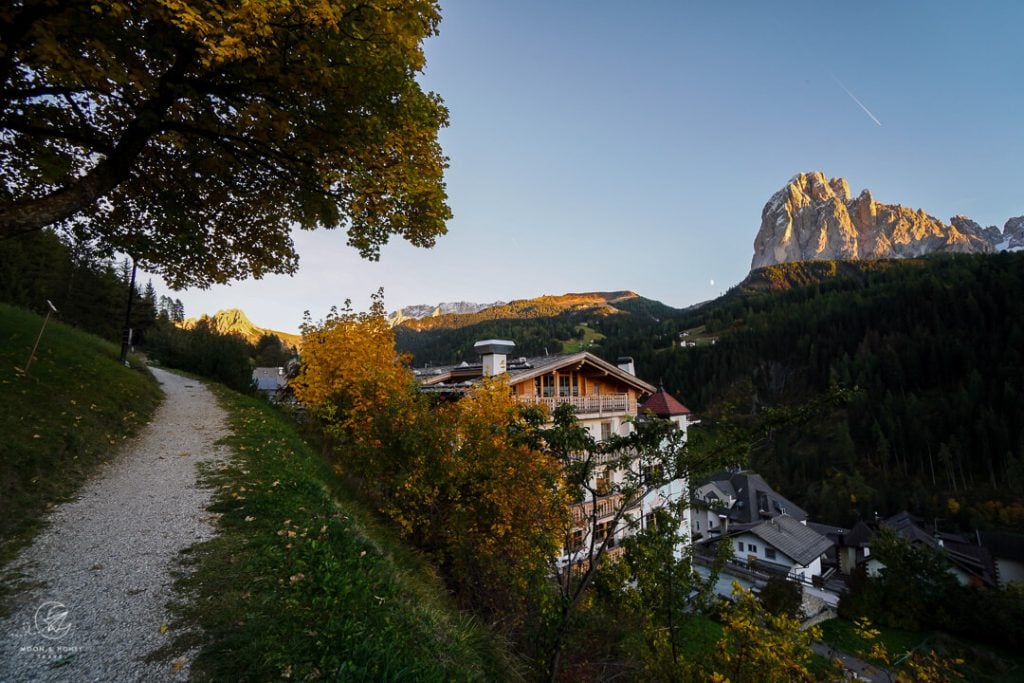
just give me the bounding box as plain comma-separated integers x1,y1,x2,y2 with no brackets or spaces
852,616,964,683
707,583,819,683
294,292,412,433
295,294,567,620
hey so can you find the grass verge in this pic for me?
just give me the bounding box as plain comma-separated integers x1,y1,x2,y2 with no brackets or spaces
819,617,1024,682
164,385,519,681
0,303,161,584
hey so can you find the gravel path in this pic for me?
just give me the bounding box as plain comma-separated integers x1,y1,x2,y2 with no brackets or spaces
0,367,229,682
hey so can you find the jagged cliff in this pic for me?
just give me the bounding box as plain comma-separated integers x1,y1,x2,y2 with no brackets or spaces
751,172,1000,269
181,308,301,348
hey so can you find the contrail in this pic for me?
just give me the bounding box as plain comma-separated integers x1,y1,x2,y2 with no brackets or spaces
830,72,882,127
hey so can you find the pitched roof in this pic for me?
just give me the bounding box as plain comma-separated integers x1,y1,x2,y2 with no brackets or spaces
842,521,874,547
744,515,834,566
881,511,998,587
639,387,691,417
414,351,657,395
695,470,807,524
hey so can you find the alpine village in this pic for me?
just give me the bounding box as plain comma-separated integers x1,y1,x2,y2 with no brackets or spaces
2,3,1024,683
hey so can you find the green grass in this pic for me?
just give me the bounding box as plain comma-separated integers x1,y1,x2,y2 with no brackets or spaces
820,617,1024,683
676,614,722,660
0,303,161,576
559,324,606,353
163,385,519,681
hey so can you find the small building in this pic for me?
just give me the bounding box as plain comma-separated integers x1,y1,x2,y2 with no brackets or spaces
879,512,998,588
252,366,287,398
727,514,833,582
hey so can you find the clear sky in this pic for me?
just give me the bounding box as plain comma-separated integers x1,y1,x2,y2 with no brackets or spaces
160,0,1024,333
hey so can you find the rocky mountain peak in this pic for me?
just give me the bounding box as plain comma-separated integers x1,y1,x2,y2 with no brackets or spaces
181,308,301,347
751,172,996,269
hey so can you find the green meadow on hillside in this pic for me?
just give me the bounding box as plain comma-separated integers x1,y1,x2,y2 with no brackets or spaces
0,303,162,570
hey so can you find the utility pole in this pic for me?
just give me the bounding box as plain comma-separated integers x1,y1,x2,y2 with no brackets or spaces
119,257,137,366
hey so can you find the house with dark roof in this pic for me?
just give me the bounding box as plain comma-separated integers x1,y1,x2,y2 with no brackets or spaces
414,340,696,568
876,512,999,588
727,514,834,582
690,469,807,541
690,470,834,585
807,520,875,578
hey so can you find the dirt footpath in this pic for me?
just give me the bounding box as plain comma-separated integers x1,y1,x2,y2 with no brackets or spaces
0,367,228,681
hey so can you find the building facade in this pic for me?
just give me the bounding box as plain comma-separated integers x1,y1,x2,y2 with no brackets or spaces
415,339,695,568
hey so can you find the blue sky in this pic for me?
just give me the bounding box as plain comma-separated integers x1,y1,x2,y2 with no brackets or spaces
167,1,1024,333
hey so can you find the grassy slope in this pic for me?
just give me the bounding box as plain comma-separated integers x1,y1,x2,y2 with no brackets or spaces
0,303,162,567
165,386,517,681
820,617,1024,682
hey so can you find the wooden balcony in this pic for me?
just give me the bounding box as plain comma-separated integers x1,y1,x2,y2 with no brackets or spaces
570,493,641,524
517,393,631,416
569,447,637,466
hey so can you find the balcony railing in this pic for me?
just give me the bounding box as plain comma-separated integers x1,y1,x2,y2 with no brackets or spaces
568,447,638,466
516,393,631,415
570,492,642,524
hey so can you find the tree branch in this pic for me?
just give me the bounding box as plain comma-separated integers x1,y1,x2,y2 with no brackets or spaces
0,45,197,238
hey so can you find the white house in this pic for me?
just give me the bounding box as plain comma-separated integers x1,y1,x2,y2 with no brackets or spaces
727,514,833,582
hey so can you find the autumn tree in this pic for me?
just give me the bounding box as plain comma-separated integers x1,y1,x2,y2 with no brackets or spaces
1,0,450,287
704,583,820,683
294,294,566,628
846,617,963,683
541,407,691,681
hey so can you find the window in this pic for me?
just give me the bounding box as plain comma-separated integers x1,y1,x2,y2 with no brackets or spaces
765,547,777,561
595,521,615,545
748,544,757,554
596,467,612,495
600,422,612,441
541,375,554,397
558,374,579,397
737,541,744,552
568,529,584,552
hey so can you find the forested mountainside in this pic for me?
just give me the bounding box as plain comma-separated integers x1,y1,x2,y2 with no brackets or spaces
396,254,1024,531
394,290,679,363
612,254,1024,531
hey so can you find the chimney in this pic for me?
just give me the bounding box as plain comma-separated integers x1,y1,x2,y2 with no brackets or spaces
616,356,635,375
474,339,515,377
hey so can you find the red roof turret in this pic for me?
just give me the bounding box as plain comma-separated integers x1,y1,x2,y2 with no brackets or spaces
639,387,691,417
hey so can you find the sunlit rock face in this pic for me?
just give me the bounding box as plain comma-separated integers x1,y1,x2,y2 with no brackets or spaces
751,172,995,269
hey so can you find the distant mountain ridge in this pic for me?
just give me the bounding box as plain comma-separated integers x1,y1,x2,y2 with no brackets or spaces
387,301,503,327
181,308,301,348
393,290,679,365
397,291,646,333
752,171,1023,269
